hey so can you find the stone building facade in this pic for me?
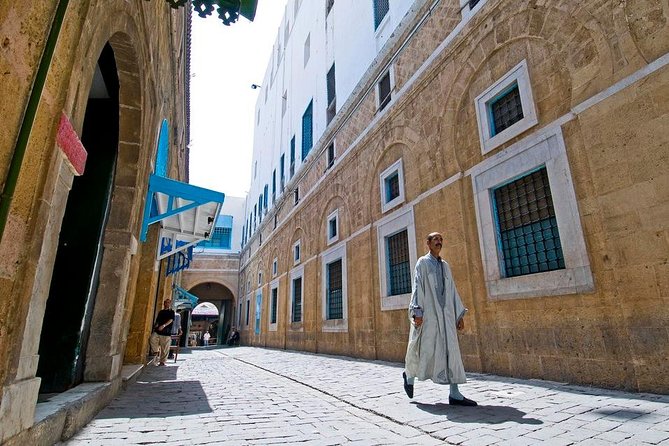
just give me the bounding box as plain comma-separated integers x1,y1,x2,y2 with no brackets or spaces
0,1,191,443
240,0,669,394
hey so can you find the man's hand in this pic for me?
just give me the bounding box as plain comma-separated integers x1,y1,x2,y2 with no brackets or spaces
456,318,464,331
413,316,423,327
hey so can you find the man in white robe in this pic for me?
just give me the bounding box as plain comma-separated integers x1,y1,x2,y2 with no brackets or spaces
403,232,477,406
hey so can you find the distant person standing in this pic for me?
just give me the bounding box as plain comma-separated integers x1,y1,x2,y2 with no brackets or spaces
149,299,174,366
203,331,211,347
168,310,183,360
227,327,240,346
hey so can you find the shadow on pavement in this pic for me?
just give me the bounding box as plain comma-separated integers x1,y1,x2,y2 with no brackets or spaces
412,402,543,425
96,380,212,419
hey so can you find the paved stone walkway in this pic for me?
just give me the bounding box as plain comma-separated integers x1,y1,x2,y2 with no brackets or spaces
65,347,669,445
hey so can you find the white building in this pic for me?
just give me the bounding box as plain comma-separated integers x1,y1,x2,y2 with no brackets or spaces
242,0,422,243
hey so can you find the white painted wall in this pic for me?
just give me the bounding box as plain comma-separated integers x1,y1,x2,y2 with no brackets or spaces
244,0,417,241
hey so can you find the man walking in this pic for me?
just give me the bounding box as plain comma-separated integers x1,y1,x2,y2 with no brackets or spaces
149,298,174,366
403,232,477,406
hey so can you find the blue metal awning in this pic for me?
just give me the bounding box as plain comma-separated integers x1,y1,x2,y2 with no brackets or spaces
140,174,225,260
173,285,199,309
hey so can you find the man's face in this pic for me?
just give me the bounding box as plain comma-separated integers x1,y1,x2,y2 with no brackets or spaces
427,233,443,254
164,299,172,309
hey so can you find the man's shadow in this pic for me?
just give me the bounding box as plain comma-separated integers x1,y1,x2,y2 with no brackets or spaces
412,402,542,425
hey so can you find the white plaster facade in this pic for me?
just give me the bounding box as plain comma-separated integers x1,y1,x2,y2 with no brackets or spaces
244,0,416,240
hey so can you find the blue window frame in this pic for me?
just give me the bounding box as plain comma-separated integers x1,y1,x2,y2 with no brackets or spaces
384,172,400,203
373,0,389,30
263,184,269,210
386,229,411,295
492,166,565,278
488,82,523,136
290,136,296,178
292,277,302,322
270,287,278,324
326,259,343,320
272,170,277,203
301,100,313,160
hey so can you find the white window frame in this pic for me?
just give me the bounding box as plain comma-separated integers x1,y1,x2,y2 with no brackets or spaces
379,158,405,213
289,264,305,329
293,239,301,265
272,257,278,277
475,59,538,155
269,278,280,331
326,209,339,245
470,127,594,300
376,206,418,311
460,0,487,21
320,242,348,332
376,67,395,112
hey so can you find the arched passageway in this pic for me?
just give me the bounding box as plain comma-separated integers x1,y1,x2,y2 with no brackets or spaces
188,282,234,346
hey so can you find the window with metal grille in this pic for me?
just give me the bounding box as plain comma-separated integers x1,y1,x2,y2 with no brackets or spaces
378,71,391,110
302,100,313,160
493,167,565,278
280,154,285,191
385,172,400,203
386,229,411,295
245,299,250,325
238,302,242,326
199,227,231,249
273,258,278,276
326,63,336,124
327,259,343,319
489,82,524,136
326,142,335,169
270,288,278,324
329,217,337,239
290,136,296,178
373,0,389,29
292,277,302,322
294,241,301,263
326,0,334,16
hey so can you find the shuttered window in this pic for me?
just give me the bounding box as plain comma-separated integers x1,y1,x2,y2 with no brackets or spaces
301,101,313,160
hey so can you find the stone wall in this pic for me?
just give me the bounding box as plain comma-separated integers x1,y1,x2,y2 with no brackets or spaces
0,0,188,442
239,0,669,393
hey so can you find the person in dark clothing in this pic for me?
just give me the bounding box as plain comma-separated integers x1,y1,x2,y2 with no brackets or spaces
149,299,175,366
227,327,240,346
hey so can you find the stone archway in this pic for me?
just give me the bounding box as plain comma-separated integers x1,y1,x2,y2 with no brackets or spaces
188,282,235,346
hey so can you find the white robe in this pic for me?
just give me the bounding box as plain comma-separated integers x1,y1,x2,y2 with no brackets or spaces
404,254,467,384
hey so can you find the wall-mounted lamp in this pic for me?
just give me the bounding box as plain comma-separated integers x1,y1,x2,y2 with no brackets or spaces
251,84,261,89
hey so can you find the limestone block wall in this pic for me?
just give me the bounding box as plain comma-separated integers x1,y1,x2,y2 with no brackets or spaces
239,0,669,393
0,0,189,442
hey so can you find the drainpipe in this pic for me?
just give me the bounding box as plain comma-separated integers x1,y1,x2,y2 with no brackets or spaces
0,0,70,240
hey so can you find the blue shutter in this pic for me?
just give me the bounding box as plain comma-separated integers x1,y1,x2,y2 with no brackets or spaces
301,100,313,160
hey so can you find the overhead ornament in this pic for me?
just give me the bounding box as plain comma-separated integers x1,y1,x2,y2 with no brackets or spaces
160,0,258,26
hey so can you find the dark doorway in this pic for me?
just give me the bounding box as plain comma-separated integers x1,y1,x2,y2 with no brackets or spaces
37,43,119,393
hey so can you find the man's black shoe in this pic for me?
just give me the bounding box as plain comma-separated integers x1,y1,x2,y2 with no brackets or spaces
449,396,477,406
402,372,414,398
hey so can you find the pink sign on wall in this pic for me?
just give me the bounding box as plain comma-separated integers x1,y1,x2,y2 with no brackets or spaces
56,112,87,176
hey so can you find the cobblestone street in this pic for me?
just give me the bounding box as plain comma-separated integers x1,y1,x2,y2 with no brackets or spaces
65,347,669,445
